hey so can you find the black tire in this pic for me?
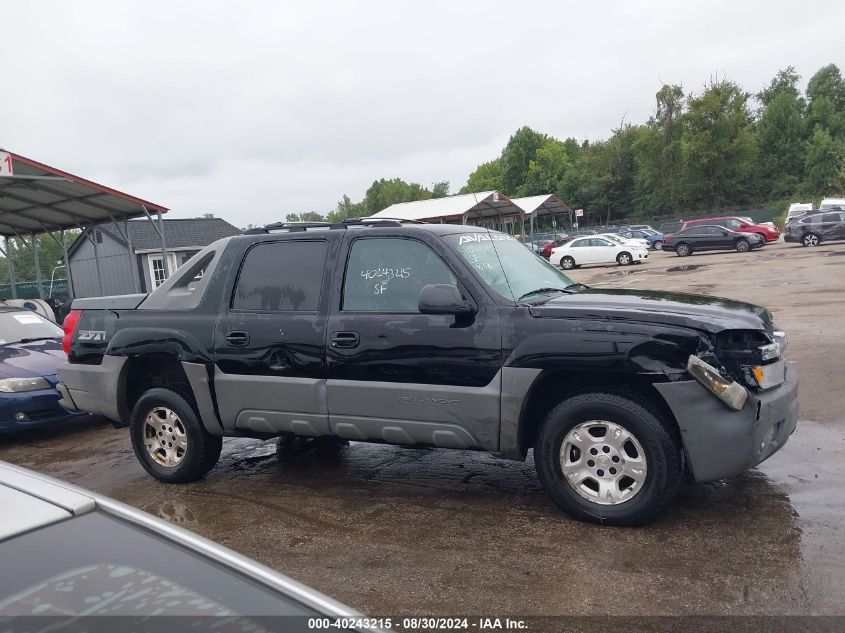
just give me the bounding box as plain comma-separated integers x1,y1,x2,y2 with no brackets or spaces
675,243,691,257
802,232,820,247
616,251,632,266
735,238,750,253
560,256,575,270
534,392,682,526
130,388,222,483
652,240,663,250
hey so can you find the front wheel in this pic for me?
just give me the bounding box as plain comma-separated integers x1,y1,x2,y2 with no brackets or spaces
130,388,222,483
560,256,575,270
675,243,691,257
802,232,820,247
735,238,750,252
534,392,682,525
652,240,663,250
617,252,632,266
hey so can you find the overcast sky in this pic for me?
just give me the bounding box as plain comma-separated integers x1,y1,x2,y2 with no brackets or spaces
2,1,843,226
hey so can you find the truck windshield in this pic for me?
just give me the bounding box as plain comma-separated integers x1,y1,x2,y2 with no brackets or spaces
443,232,577,302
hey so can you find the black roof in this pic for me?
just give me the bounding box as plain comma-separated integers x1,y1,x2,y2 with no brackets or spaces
69,218,241,257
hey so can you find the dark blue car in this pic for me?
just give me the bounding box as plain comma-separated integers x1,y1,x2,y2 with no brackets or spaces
0,307,83,432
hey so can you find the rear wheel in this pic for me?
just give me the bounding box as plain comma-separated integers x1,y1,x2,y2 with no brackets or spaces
802,232,820,247
735,238,751,253
675,243,691,257
534,392,682,525
560,256,575,270
616,252,632,266
130,388,222,483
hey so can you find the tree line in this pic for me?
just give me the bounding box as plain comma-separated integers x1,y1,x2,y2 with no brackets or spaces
287,63,845,226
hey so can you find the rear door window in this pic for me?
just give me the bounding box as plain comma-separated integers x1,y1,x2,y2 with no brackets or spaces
232,240,328,311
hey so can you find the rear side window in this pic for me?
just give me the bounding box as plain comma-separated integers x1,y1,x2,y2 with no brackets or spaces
233,240,328,311
342,238,456,312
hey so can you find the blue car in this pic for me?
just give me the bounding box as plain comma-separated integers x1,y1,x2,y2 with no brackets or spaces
0,307,83,432
618,228,665,250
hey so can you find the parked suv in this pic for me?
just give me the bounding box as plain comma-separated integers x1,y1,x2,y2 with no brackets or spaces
784,210,845,246
57,219,798,526
681,216,780,243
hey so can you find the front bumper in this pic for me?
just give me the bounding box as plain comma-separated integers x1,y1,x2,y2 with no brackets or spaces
654,362,799,482
0,388,85,432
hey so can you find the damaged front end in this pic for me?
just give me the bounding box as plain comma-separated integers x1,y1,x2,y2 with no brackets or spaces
686,328,789,410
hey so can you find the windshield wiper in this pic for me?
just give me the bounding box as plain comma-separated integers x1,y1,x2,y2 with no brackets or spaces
564,283,588,291
17,336,59,344
516,287,569,302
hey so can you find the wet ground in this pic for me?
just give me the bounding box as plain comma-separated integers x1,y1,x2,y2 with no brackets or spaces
1,240,844,617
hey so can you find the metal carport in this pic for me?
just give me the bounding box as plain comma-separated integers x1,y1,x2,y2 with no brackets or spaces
0,149,169,300
372,191,527,236
510,194,573,236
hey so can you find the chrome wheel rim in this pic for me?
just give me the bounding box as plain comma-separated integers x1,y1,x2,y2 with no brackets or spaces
737,240,749,252
560,420,647,506
619,254,630,265
143,407,187,467
653,241,662,250
562,258,574,269
804,234,818,247
677,245,689,256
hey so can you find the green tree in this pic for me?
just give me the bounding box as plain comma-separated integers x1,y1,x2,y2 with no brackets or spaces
756,91,806,197
285,211,325,222
804,127,844,192
521,139,573,196
683,79,757,210
431,181,450,198
806,64,845,111
500,127,549,195
460,159,503,193
757,66,802,107
0,231,79,285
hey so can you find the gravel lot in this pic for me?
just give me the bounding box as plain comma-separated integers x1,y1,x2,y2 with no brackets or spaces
1,239,843,617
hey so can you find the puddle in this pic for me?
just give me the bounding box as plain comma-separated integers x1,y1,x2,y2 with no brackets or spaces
825,251,845,256
602,269,634,277
665,264,708,273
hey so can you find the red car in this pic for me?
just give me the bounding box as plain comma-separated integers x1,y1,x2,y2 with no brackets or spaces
681,216,780,243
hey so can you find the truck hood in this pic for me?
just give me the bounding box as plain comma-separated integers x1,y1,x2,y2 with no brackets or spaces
529,288,773,334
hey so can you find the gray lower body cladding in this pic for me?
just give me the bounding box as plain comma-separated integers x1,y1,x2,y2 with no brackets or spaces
653,362,799,482
56,357,127,422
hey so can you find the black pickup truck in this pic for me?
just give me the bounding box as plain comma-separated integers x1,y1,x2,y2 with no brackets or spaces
57,219,798,525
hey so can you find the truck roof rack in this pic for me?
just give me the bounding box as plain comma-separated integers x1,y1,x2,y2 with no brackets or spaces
245,217,426,234
244,221,333,234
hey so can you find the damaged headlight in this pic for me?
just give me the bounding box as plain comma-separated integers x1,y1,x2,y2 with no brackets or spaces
686,355,748,411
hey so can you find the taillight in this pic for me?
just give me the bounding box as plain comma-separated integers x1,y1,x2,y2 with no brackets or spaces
62,309,83,357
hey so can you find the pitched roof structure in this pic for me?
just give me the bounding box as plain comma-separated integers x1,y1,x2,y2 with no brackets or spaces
0,149,167,236
371,191,522,223
68,217,241,257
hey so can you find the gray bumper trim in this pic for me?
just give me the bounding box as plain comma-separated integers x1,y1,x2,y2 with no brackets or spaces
654,362,799,482
55,356,128,422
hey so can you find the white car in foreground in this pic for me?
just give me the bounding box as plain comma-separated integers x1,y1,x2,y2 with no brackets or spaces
550,236,649,269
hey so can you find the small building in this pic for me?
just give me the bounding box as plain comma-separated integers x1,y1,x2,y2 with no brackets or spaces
68,218,241,297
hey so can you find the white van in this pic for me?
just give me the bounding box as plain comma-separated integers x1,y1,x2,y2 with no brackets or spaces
786,202,813,223
820,198,845,211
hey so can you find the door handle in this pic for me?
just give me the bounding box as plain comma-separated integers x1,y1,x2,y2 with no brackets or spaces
225,330,250,347
330,331,360,348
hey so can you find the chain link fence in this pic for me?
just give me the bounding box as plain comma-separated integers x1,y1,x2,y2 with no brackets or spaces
0,279,70,303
